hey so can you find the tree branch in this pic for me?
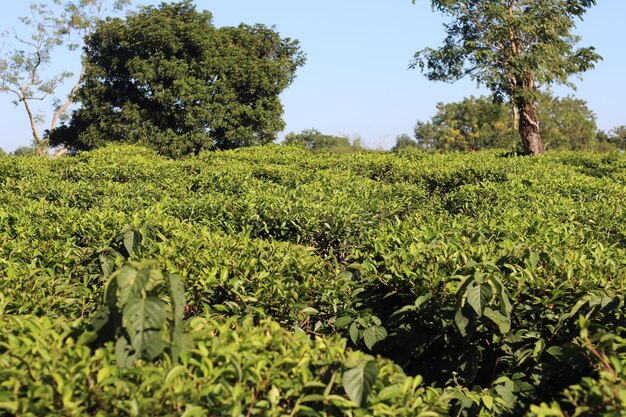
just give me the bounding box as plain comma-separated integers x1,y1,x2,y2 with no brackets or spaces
21,95,42,144
50,63,84,130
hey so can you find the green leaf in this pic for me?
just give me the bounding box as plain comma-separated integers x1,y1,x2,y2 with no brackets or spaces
483,307,511,334
349,322,360,345
363,325,387,350
376,385,402,401
116,266,151,306
482,394,494,410
99,253,116,277
165,365,187,385
123,229,141,257
341,360,378,407
92,306,111,333
114,336,136,368
528,251,540,269
558,295,590,325
455,307,470,337
334,316,354,328
494,378,517,409
546,346,564,359
498,289,512,317
166,273,185,323
145,269,165,293
300,307,319,315
122,296,166,361
0,401,18,414
466,282,492,316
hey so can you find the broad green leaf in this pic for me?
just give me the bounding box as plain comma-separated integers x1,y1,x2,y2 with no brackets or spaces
122,296,166,360
115,336,136,368
92,306,111,333
300,307,319,315
483,307,511,334
123,229,141,257
0,402,18,414
376,385,402,401
467,282,492,316
116,266,151,306
165,365,187,385
528,251,540,269
145,269,164,293
561,295,590,323
455,307,470,337
180,405,208,417
494,378,517,409
414,293,432,309
341,360,378,407
363,325,387,350
99,253,116,277
482,394,494,410
334,316,354,328
497,290,512,317
546,346,564,359
349,322,360,345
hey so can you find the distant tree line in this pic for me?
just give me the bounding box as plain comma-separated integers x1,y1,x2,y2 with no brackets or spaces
283,129,363,153
597,126,626,151
393,92,623,152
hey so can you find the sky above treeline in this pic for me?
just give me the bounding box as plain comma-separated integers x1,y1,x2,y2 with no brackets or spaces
0,1,624,152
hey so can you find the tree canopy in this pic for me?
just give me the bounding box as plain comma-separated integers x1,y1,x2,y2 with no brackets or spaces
50,1,306,157
414,96,516,151
412,0,601,155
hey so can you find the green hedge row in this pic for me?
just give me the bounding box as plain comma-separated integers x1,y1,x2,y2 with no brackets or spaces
1,145,625,415
0,315,448,416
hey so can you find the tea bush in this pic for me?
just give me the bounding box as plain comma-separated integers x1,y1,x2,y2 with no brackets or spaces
1,144,625,415
0,315,448,416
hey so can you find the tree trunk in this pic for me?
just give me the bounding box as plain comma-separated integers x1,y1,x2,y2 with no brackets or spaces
22,98,48,156
518,101,544,155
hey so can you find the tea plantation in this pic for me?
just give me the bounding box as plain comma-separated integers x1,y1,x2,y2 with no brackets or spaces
0,145,624,416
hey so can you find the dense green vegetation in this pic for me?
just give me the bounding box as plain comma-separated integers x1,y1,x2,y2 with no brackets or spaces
1,145,625,416
283,129,363,153
406,93,598,152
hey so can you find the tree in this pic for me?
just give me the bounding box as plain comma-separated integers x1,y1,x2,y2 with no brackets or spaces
12,146,38,156
283,128,361,152
411,0,601,155
413,121,438,149
605,126,626,150
415,96,517,151
536,93,597,150
0,0,130,156
392,133,420,151
413,93,597,151
50,1,306,157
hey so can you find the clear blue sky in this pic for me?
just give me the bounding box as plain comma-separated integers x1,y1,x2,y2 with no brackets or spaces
1,1,624,152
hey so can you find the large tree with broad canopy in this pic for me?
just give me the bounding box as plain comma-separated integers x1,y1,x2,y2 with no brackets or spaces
411,0,601,155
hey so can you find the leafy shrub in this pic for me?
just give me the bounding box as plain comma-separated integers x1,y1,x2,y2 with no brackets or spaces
89,261,187,367
0,315,450,416
1,145,626,415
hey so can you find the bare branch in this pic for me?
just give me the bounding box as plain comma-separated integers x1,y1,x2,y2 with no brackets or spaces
50,63,84,130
